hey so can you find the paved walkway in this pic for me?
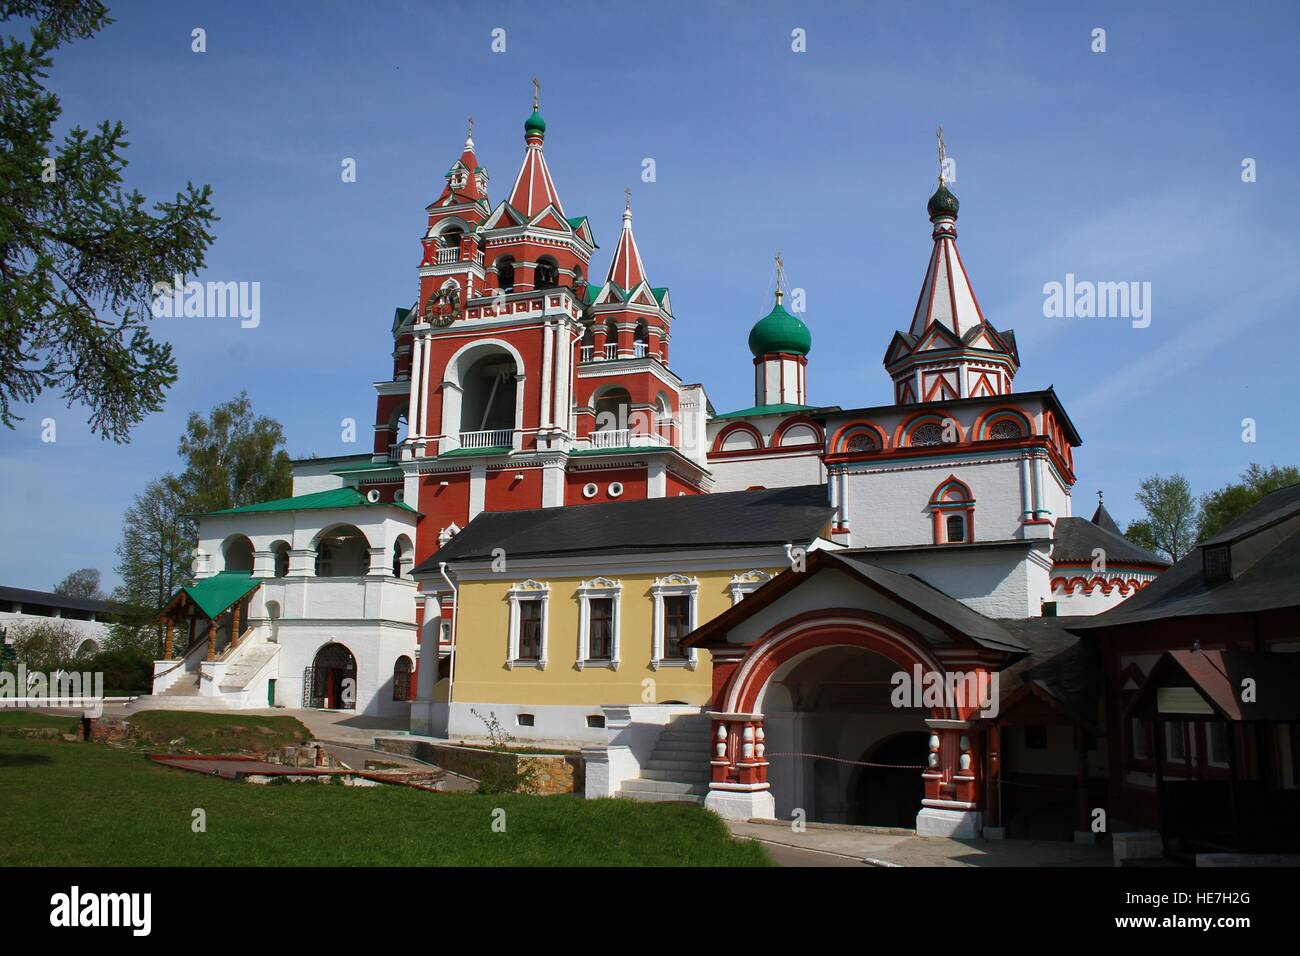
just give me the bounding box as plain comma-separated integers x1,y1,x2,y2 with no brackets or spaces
729,820,1111,867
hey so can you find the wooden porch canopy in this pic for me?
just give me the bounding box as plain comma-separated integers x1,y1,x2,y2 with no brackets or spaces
158,572,262,662
1126,648,1300,723
1126,648,1300,855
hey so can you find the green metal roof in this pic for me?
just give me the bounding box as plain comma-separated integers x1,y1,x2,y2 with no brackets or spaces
439,446,511,459
330,460,404,477
203,487,418,516
179,572,261,620
525,109,546,134
712,402,817,420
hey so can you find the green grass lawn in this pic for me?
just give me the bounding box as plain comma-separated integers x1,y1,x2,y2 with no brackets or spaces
0,734,771,866
0,711,79,732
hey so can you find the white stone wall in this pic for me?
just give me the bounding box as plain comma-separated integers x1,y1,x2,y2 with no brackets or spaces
866,543,1054,618
709,451,825,493
290,459,351,496
841,454,1028,547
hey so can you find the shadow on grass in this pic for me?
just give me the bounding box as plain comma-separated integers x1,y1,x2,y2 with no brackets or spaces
0,752,54,768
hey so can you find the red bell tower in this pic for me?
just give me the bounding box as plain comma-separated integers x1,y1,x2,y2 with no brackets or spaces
364,87,712,585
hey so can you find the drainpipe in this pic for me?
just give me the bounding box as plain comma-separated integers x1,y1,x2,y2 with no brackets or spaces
438,562,459,709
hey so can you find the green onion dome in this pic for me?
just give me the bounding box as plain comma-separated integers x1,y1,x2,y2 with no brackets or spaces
748,297,812,357
524,109,547,135
927,182,960,219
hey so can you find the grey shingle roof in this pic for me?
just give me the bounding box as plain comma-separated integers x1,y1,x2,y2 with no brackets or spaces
416,484,834,569
1070,483,1300,629
994,617,1101,724
1052,516,1168,567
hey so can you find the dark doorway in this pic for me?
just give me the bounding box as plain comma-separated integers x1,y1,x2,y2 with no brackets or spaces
310,643,357,710
849,732,929,828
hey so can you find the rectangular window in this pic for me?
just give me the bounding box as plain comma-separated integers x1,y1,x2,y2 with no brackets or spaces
663,595,691,659
1206,721,1230,768
1165,721,1186,762
588,597,613,661
518,600,542,661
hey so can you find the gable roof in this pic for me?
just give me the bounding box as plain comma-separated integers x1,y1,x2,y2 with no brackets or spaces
166,572,261,621
682,549,1028,655
416,485,834,569
994,617,1102,725
1127,648,1300,722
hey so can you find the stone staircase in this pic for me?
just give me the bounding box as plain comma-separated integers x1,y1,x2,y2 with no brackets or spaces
617,714,712,805
221,644,278,689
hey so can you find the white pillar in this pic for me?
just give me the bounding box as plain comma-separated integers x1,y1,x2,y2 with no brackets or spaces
407,333,424,439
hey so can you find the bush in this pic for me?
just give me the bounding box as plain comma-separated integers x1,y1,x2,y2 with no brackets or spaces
470,708,540,795
82,647,153,694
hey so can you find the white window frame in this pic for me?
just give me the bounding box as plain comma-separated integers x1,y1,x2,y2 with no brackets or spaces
651,573,699,669
576,577,621,669
507,579,549,669
728,569,772,605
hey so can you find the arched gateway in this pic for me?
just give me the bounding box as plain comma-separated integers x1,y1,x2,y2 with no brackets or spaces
682,550,1024,837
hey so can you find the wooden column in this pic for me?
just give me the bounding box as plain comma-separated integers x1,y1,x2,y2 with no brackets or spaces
230,602,241,651
206,617,217,661
163,619,175,661
985,724,1002,828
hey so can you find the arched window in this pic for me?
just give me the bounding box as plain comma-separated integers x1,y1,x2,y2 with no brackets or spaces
314,526,369,577
393,656,414,701
844,430,880,453
222,535,254,573
535,256,559,289
593,387,632,432
910,422,947,447
441,228,463,252
495,256,515,292
928,476,975,545
272,541,290,578
460,352,517,434
392,542,403,577
987,418,1023,441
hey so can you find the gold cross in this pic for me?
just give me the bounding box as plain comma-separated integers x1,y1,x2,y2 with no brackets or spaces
532,77,540,110
467,114,474,137
936,125,947,185
624,186,632,211
775,248,785,302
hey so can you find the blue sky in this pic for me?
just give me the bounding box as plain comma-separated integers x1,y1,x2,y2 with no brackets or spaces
2,0,1297,592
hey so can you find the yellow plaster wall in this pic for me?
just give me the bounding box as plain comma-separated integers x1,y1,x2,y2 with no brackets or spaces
450,567,780,707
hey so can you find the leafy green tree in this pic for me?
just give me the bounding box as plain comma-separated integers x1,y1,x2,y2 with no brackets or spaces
110,473,192,655
1197,463,1300,541
1,0,218,441
5,618,81,672
53,566,103,599
1126,473,1198,563
176,390,292,514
